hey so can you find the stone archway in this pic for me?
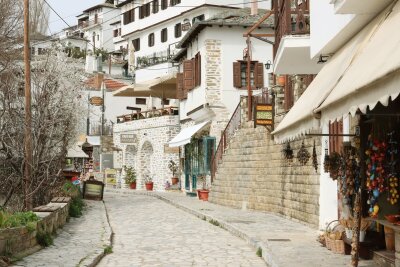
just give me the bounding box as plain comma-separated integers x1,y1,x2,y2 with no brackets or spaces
140,141,154,188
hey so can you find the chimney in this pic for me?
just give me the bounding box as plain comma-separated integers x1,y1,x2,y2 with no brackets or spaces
95,72,104,90
251,0,258,16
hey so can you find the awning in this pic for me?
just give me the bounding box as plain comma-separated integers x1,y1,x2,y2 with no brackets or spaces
315,1,400,123
168,121,211,147
67,145,89,158
272,1,400,143
113,73,177,98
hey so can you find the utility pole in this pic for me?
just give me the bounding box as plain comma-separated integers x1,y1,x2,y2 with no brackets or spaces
23,0,33,210
246,36,252,121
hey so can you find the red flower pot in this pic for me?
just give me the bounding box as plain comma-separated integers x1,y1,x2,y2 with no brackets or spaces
129,182,136,189
171,177,179,185
145,182,154,191
197,189,209,201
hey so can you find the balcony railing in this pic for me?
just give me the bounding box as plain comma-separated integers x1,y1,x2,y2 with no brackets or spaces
78,18,103,29
135,48,178,69
273,0,310,57
117,106,179,123
89,122,113,136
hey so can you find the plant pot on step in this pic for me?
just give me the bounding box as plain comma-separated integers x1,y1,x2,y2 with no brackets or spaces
171,177,179,185
145,182,154,191
197,189,209,201
129,182,136,189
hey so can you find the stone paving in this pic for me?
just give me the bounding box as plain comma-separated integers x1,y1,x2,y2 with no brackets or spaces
97,192,266,267
13,200,111,267
106,189,377,267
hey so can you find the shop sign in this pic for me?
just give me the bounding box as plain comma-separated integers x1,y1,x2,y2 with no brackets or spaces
120,134,137,143
89,96,103,106
164,144,179,154
105,169,117,186
83,180,104,200
255,104,273,126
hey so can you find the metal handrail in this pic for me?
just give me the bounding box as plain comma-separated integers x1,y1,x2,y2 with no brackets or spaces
116,106,179,123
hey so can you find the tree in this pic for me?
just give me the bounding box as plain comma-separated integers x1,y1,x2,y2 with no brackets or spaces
0,45,86,210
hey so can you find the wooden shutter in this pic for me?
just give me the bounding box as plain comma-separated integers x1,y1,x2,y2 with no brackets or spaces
197,53,201,86
255,62,264,88
176,73,185,99
233,62,241,88
130,9,135,22
329,121,343,153
183,60,194,91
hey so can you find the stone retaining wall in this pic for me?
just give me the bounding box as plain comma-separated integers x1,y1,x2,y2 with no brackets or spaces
0,200,70,257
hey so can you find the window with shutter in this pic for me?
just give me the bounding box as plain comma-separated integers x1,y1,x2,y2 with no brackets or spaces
183,60,194,91
148,33,154,47
130,9,135,22
161,28,168,43
153,0,159,13
194,53,201,87
255,62,264,88
176,73,186,99
174,23,182,38
233,62,241,88
161,0,168,10
132,38,140,51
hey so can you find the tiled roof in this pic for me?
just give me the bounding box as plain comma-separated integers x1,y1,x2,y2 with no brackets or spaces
85,76,128,91
178,8,274,48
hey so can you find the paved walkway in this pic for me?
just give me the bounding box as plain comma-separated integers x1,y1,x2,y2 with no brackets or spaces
14,200,111,267
106,189,376,267
98,192,266,267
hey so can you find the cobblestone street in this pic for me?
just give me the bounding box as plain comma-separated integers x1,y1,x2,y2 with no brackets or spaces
98,192,266,267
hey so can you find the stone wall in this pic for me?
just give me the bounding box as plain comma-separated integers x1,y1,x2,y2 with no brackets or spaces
210,119,322,228
0,201,70,257
113,115,181,191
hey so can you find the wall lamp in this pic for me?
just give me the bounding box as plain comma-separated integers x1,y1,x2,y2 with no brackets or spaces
264,60,272,70
317,54,329,64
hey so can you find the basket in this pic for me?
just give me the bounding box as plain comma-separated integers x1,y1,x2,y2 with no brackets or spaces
325,220,345,254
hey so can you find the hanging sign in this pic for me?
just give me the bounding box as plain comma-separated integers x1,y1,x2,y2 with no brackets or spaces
89,96,103,106
255,104,273,126
83,180,104,200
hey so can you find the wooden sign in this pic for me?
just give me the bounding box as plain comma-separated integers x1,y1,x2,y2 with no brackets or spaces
105,169,117,186
120,134,137,143
89,96,103,106
83,180,104,200
255,104,273,126
164,144,179,154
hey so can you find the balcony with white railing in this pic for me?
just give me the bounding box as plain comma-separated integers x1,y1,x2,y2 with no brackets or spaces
79,18,103,30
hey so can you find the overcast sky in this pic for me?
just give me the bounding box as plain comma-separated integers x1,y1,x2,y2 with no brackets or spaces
47,0,101,34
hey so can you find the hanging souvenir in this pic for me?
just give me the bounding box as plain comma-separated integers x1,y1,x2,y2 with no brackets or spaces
386,131,399,205
323,140,330,173
312,140,318,173
328,152,341,180
282,142,294,162
297,141,310,165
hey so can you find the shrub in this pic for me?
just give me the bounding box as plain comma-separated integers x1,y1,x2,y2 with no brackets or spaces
69,196,84,218
36,231,53,247
256,247,262,257
0,211,39,229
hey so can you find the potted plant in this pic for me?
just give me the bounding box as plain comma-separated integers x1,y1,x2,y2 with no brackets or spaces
124,166,136,189
197,175,209,201
144,175,153,191
168,160,179,185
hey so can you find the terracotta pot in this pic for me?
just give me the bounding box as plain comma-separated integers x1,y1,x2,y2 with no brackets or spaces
277,75,286,86
171,177,179,185
384,226,395,251
197,189,209,201
145,182,154,191
129,182,136,189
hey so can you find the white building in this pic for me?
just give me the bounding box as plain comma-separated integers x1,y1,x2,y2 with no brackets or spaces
272,0,400,231
167,8,274,192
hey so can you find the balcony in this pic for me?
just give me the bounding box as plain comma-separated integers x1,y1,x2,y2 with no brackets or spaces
135,48,178,70
330,0,393,15
273,0,321,75
117,106,179,124
78,18,103,29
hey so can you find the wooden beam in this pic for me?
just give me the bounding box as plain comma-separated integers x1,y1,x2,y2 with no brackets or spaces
249,33,275,37
243,10,273,37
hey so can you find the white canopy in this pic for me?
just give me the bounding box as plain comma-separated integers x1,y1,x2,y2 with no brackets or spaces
168,121,211,147
272,1,400,143
67,145,89,158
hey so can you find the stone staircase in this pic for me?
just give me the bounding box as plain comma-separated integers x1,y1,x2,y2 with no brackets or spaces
209,120,321,227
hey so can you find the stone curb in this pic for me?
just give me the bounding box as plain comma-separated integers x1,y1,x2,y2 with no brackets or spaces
105,189,277,266
80,201,113,267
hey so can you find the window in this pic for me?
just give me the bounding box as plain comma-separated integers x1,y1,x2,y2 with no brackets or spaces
162,99,170,105
123,8,135,25
136,98,146,105
161,28,168,43
161,0,168,10
140,3,151,19
233,61,264,89
174,23,182,38
194,53,201,87
192,14,205,24
113,29,118,37
148,33,155,47
132,38,140,51
170,0,181,6
153,0,159,13
97,34,100,41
